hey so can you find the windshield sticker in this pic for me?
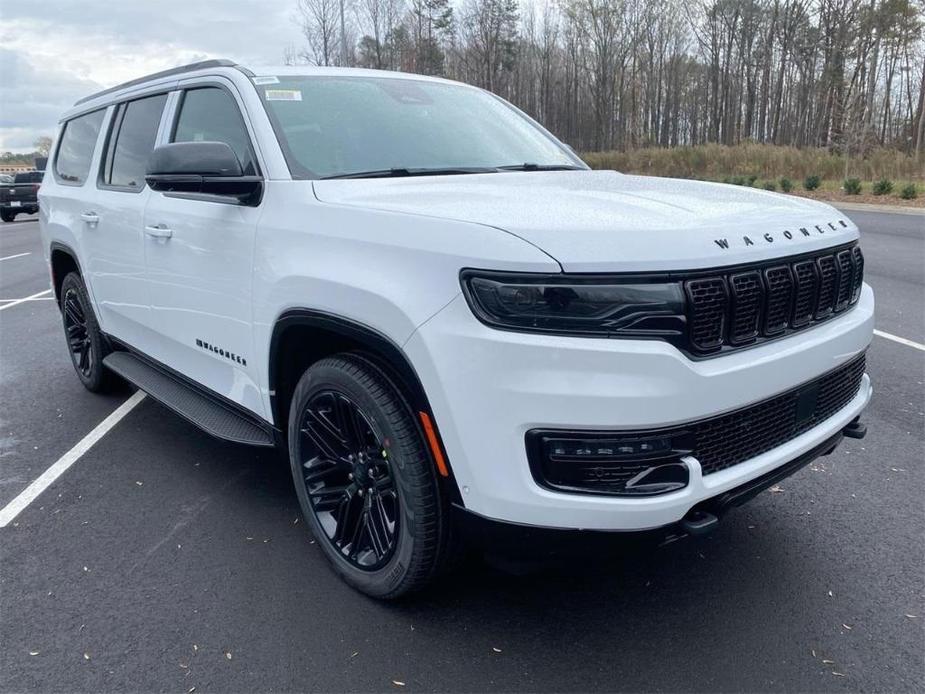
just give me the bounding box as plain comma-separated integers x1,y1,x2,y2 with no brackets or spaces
252,76,280,85
264,89,302,101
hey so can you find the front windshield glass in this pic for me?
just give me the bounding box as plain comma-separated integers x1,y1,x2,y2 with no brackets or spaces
256,75,583,179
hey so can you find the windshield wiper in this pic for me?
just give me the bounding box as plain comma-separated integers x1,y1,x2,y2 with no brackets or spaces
496,163,585,172
322,167,498,180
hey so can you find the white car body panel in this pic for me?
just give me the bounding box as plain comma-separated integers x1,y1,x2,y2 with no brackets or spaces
39,63,875,535
405,286,874,528
314,171,858,272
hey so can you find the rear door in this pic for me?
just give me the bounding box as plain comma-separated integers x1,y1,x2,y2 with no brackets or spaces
42,108,107,305
81,92,169,349
142,81,265,417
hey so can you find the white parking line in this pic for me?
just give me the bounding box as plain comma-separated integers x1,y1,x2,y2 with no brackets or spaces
0,391,146,528
0,288,52,311
874,329,925,352
0,252,31,261
0,296,53,303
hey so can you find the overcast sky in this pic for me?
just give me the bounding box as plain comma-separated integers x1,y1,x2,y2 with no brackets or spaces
0,0,306,152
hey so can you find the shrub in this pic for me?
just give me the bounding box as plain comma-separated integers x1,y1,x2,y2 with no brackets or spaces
747,174,759,186
763,181,777,191
872,178,893,196
900,183,918,200
580,145,922,181
779,177,793,192
843,178,862,195
804,174,821,191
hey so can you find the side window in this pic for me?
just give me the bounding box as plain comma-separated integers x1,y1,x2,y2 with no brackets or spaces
172,87,257,175
54,110,105,185
103,93,168,190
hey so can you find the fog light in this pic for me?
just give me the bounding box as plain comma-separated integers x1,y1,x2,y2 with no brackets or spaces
527,431,691,496
545,436,673,460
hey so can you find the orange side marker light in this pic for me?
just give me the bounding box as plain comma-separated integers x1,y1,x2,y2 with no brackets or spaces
419,411,449,477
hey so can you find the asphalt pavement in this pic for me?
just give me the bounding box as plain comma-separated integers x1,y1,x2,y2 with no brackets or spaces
1,210,923,692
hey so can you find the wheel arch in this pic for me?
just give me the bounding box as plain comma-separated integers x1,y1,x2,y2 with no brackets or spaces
49,241,82,305
269,309,462,502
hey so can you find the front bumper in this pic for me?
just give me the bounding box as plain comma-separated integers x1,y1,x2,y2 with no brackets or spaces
405,283,874,531
454,426,855,559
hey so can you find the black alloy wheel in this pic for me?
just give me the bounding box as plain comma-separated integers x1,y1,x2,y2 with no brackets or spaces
63,287,93,377
287,355,453,598
300,390,399,570
59,272,115,393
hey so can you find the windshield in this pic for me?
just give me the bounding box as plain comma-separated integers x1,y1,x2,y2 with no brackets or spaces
255,75,584,179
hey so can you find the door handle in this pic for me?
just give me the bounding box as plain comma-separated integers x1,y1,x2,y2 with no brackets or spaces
80,212,99,224
144,224,173,239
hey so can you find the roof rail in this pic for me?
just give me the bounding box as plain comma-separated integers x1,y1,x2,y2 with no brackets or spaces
73,59,241,106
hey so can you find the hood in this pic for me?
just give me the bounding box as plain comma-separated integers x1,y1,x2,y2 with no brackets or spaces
312,170,858,272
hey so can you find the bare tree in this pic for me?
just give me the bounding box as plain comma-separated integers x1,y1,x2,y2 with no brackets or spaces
289,0,925,154
296,0,352,65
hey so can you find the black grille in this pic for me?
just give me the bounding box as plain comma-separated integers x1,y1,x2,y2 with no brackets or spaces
729,272,762,343
685,244,863,354
685,278,728,350
834,250,853,311
815,255,837,318
763,266,793,334
694,353,866,474
850,246,864,303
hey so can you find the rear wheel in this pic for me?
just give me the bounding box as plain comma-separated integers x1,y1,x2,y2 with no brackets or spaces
288,354,449,598
0,210,15,223
60,272,115,393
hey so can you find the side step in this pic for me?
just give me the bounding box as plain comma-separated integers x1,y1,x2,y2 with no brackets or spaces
103,351,274,447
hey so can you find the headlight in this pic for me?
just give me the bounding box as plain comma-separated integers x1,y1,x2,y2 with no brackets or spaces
460,270,687,339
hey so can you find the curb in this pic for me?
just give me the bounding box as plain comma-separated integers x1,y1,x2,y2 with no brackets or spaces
832,202,925,216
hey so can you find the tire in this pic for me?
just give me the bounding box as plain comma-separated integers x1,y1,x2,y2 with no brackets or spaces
0,210,15,223
288,354,449,599
59,272,115,393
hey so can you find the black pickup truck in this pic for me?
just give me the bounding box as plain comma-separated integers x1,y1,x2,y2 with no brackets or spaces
0,171,43,222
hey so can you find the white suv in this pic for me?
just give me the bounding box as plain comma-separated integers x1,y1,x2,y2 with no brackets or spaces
40,60,873,597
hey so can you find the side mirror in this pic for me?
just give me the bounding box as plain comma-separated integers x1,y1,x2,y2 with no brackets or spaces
146,142,262,205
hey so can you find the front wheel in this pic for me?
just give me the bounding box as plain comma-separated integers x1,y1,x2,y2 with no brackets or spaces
288,355,450,598
0,210,15,223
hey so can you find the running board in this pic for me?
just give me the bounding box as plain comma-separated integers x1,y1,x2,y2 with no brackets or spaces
103,351,274,447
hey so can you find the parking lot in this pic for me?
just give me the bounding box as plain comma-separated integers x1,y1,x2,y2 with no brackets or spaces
0,209,922,692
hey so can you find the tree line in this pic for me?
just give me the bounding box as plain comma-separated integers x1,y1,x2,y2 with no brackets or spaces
291,0,925,160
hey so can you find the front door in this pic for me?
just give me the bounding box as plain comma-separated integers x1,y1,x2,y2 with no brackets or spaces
142,83,265,417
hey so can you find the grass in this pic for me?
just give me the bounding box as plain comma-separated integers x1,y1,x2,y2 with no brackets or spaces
582,144,923,206
581,143,923,181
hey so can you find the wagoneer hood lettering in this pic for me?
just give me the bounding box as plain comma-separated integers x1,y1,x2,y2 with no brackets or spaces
313,170,857,272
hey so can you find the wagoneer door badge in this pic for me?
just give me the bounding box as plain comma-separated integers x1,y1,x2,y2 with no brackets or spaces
714,219,849,249
195,338,247,366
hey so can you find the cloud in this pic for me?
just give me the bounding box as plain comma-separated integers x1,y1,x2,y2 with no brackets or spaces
0,0,305,152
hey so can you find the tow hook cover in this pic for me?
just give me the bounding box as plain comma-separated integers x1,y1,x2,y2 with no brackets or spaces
680,510,719,536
